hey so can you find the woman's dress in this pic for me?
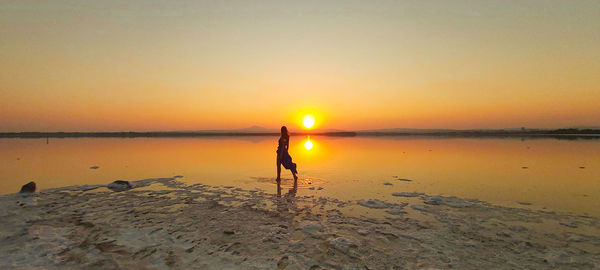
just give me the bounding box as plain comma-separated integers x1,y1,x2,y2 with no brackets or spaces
277,137,297,174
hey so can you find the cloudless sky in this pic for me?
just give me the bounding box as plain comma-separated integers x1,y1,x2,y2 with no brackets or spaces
1,0,599,131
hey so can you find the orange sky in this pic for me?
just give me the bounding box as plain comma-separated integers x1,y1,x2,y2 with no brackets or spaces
1,1,599,131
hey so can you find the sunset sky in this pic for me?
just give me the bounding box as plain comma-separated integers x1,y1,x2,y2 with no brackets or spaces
1,1,599,131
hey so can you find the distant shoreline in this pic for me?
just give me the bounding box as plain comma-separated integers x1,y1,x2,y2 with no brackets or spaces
0,131,357,138
1,129,599,139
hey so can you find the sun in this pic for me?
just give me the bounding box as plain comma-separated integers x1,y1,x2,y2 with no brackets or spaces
302,114,315,129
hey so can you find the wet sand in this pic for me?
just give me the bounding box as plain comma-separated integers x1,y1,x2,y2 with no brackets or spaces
1,177,599,269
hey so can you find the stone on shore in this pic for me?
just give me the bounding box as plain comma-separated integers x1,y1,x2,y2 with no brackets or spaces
107,180,132,192
19,181,36,193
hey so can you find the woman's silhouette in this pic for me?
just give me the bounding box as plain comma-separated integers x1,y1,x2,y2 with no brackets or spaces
276,126,298,183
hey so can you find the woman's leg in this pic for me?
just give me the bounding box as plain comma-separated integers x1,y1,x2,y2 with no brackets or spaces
276,179,281,197
293,175,298,189
276,156,282,182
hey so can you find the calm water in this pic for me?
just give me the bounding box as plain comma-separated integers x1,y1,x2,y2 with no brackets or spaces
1,136,599,216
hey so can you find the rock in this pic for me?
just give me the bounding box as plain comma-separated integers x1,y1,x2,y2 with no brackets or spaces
317,187,323,190
223,230,235,235
383,182,393,186
357,199,390,209
397,178,412,182
309,187,315,190
579,166,585,169
174,175,183,178
107,180,132,192
392,192,423,197
518,201,532,205
89,166,99,169
522,166,528,169
19,181,36,193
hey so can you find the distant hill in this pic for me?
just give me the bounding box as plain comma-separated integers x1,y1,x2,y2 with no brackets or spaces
567,126,600,130
234,125,278,133
357,128,458,134
354,127,600,137
174,126,277,134
356,127,600,134
187,126,349,134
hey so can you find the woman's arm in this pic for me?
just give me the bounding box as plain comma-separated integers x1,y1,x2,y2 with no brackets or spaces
276,156,281,181
278,139,285,157
276,138,282,181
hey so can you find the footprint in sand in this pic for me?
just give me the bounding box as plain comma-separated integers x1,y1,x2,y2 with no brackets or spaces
277,255,289,269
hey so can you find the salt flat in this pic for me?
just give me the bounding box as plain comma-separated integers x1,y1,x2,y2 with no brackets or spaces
1,177,599,269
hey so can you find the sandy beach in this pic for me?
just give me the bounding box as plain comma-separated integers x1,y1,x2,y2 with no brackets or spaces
0,177,598,269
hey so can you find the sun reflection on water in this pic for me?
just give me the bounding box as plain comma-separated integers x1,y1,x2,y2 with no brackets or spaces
304,137,313,150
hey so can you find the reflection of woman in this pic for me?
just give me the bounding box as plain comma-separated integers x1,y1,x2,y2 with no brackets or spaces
276,126,298,183
276,177,297,198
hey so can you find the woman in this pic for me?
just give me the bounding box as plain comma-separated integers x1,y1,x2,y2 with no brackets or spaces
276,126,298,183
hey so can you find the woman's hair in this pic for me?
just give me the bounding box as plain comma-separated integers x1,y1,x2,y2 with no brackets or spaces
281,126,290,138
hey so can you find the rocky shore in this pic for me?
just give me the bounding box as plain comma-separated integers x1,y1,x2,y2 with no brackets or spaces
1,177,599,269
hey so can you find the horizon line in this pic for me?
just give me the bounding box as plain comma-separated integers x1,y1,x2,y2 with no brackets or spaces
1,126,600,134
1,128,600,139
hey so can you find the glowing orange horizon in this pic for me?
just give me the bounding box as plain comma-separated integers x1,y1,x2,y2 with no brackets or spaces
1,1,598,132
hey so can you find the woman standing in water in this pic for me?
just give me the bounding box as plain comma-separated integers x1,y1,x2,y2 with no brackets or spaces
276,126,298,183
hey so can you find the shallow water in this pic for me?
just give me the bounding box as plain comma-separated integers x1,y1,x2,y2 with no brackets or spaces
1,136,598,216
